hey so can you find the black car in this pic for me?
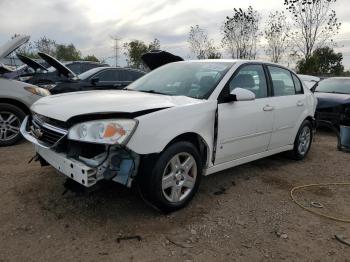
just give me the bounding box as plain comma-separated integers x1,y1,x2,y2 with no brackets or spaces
16,53,108,86
46,50,182,94
314,77,350,128
49,67,145,94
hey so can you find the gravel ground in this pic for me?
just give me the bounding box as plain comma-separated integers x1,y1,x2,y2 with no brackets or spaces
0,131,350,262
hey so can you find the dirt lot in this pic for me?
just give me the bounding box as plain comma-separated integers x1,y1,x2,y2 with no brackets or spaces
0,131,350,262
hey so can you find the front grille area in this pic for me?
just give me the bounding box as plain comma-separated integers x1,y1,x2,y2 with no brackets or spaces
31,115,68,147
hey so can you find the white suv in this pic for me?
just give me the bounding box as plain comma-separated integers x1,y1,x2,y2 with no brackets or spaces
21,60,317,212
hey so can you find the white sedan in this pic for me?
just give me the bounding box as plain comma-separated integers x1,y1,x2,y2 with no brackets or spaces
21,60,317,212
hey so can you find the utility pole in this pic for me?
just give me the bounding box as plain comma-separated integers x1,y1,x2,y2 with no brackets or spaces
110,35,121,67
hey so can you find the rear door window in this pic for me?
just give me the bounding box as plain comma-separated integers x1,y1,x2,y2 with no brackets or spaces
292,74,303,94
268,66,296,96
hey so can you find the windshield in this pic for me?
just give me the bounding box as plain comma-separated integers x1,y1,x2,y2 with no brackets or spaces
315,78,350,94
78,67,103,80
127,62,233,99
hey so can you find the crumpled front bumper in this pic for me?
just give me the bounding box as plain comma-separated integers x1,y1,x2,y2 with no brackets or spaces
21,116,100,187
21,116,138,188
35,145,99,187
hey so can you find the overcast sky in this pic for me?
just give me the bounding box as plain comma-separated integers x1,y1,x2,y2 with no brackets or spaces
1,0,349,68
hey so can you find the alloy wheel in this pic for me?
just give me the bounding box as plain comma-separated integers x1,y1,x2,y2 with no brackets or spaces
0,112,21,141
298,126,311,155
161,152,197,203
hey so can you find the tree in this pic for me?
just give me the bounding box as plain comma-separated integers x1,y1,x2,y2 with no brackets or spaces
149,38,161,51
83,55,99,62
55,44,82,61
264,11,290,63
222,6,261,59
123,39,161,69
284,0,341,59
296,46,344,75
188,25,222,59
34,36,57,56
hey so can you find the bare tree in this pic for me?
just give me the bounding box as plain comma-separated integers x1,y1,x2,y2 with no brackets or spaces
188,25,221,59
34,36,57,56
149,38,161,51
264,11,290,63
284,0,341,59
222,6,261,59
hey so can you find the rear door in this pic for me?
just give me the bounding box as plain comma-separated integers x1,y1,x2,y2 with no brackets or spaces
267,66,306,149
215,64,274,164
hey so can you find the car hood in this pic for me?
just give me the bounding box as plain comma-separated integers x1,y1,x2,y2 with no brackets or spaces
315,92,350,109
38,52,76,78
31,90,203,122
141,50,183,70
17,54,47,72
0,35,30,59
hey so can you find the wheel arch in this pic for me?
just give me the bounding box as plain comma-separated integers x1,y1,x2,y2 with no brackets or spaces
0,98,30,115
165,132,210,169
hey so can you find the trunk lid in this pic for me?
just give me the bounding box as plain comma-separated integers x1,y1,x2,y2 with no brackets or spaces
141,50,183,70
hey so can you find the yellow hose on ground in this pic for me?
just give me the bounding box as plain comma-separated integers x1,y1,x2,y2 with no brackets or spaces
290,183,350,223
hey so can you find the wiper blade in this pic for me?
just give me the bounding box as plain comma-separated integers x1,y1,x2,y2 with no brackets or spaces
138,90,165,95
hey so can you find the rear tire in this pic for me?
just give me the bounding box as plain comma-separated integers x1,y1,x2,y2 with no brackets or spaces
0,103,26,147
290,119,313,160
138,141,202,213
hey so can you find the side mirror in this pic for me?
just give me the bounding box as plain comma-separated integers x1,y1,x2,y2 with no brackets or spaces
231,87,255,101
91,77,99,85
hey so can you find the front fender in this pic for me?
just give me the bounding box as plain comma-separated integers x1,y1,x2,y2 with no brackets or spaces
126,101,217,156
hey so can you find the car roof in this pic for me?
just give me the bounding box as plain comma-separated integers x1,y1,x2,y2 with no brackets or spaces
326,77,350,80
96,67,145,73
176,59,295,72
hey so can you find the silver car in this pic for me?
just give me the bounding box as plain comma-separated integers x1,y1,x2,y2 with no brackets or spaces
0,35,50,146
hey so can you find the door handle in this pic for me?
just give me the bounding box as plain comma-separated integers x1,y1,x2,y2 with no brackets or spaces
263,105,274,111
297,101,304,107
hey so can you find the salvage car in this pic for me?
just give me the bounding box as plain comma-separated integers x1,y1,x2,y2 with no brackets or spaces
21,60,317,212
0,36,50,146
314,77,350,128
18,52,109,86
49,66,145,94
298,74,321,90
32,52,144,94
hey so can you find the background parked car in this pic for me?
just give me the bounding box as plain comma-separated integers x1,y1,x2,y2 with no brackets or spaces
298,74,321,90
0,35,50,146
49,66,145,94
314,77,350,128
19,53,109,86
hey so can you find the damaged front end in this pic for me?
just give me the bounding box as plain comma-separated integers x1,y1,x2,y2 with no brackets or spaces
21,114,140,188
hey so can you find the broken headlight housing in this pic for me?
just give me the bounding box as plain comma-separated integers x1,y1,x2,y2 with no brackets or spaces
68,119,138,145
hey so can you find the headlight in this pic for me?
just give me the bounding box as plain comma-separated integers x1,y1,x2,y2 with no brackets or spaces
68,119,138,145
24,86,51,97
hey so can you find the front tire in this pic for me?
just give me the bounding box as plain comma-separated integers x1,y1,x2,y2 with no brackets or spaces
0,103,26,147
138,141,202,213
290,120,313,160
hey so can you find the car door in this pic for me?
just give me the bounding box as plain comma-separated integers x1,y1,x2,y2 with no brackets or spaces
215,64,275,165
267,66,306,149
